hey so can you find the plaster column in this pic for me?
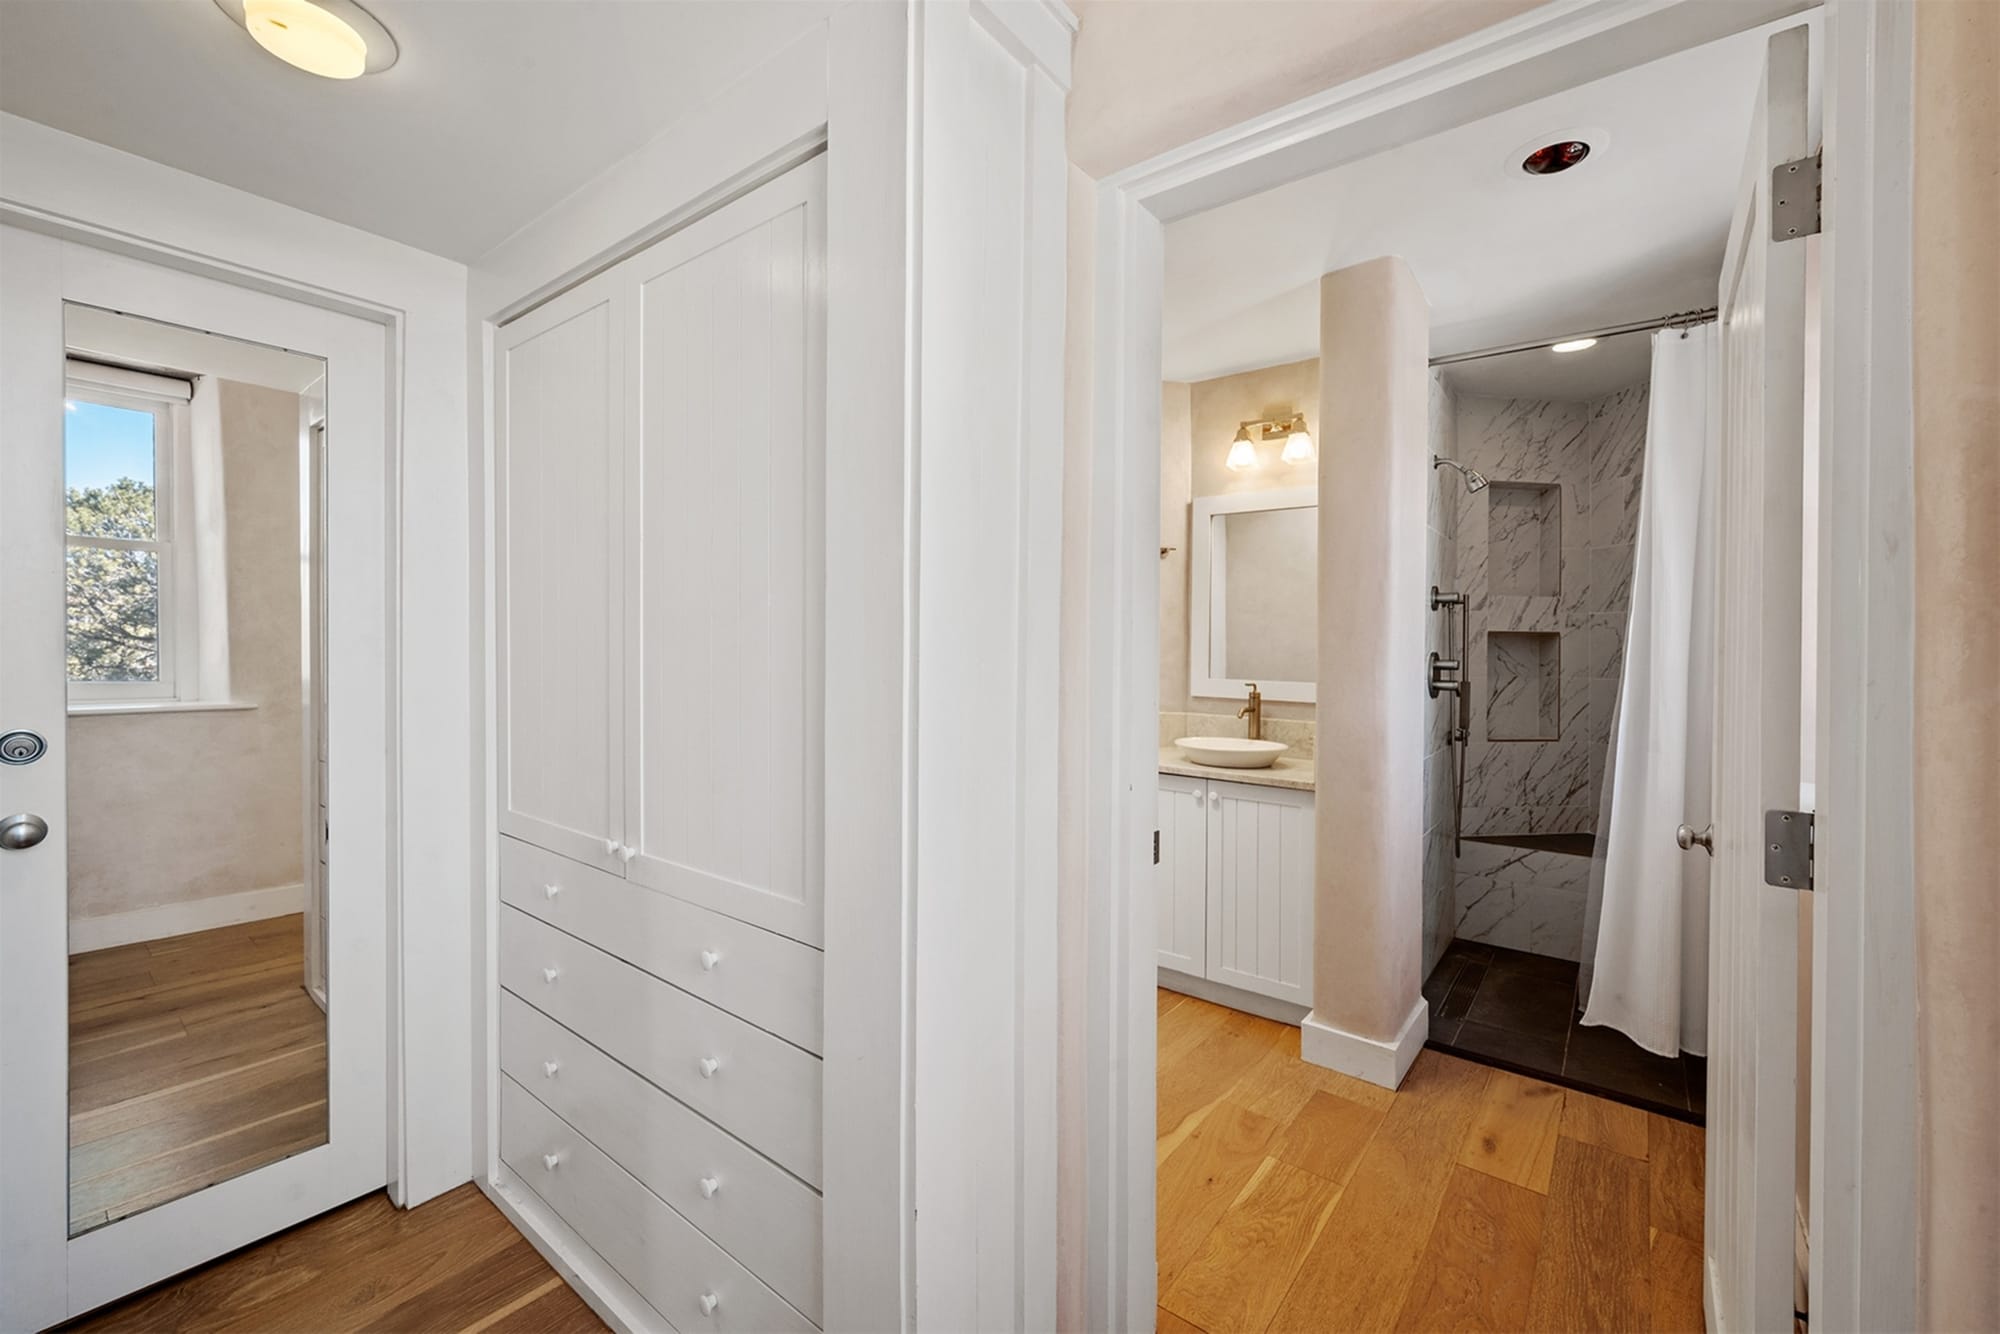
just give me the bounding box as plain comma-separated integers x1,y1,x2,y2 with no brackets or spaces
1302,257,1431,1088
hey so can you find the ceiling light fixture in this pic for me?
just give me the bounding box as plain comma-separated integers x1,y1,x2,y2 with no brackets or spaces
1552,338,1599,353
1522,140,1591,176
214,0,398,79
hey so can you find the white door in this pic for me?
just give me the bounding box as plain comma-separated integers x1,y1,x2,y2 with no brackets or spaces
622,161,826,947
1155,774,1207,975
1706,25,1811,1334
0,231,390,1325
494,283,626,876
1205,779,1314,1007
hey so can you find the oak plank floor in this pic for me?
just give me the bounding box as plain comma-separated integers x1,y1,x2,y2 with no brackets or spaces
66,1184,605,1333
68,915,329,1234
1155,989,1706,1332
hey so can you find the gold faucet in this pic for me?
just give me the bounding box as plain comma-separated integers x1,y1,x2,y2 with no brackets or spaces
1238,683,1263,741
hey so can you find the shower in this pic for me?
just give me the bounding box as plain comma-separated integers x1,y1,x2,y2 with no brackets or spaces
1433,455,1489,493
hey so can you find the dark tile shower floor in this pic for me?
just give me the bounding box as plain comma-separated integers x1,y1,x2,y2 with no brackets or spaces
1425,938,1707,1124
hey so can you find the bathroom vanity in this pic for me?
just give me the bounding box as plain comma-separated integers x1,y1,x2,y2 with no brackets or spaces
1156,747,1315,1018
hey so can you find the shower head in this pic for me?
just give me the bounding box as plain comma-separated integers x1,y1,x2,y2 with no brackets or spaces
1432,455,1490,494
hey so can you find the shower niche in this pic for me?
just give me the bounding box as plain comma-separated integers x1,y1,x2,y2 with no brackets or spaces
1487,630,1561,741
1485,481,1562,597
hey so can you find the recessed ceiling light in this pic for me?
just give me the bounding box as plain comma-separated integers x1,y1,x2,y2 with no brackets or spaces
213,0,397,79
1552,338,1599,354
1522,140,1591,176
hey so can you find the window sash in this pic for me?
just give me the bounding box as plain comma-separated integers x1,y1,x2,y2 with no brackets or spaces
64,382,177,700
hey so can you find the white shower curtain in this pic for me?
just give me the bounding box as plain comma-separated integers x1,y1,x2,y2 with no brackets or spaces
1578,324,1719,1058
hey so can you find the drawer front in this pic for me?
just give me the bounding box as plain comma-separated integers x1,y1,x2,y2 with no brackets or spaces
501,1077,814,1334
501,907,822,1186
500,993,822,1320
502,836,822,1054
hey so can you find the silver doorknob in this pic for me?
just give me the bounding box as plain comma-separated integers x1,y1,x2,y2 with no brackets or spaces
0,813,48,850
1676,823,1713,855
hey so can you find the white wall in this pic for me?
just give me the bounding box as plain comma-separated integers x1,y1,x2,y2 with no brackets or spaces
0,111,474,1206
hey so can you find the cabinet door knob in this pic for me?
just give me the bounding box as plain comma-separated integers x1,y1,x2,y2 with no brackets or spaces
542,1152,561,1171
543,882,561,900
698,1056,720,1079
617,843,637,864
542,966,560,984
699,948,721,971
698,1292,720,1317
603,837,619,857
542,1059,561,1079
699,1175,720,1199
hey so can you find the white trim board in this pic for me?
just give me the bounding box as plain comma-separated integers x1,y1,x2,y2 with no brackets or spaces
68,882,305,955
1301,996,1429,1090
1074,1,1916,1328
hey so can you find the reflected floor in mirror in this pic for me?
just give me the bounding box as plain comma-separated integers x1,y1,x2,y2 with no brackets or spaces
68,914,328,1235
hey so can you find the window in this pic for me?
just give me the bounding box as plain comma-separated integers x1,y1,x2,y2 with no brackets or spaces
65,384,179,702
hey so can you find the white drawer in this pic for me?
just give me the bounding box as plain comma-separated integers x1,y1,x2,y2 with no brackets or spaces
501,836,822,1054
500,906,822,1186
500,993,822,1320
501,1076,814,1334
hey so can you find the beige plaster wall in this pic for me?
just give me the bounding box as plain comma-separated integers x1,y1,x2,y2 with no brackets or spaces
1160,381,1193,711
1912,1,2000,1321
67,379,306,927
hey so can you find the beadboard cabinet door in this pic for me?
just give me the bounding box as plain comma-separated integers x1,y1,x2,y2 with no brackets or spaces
494,287,626,875
1155,774,1208,975
1205,779,1314,1006
621,161,827,947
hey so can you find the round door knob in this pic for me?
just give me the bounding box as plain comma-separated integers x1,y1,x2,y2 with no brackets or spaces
698,1056,720,1079
542,1152,561,1171
698,1292,720,1317
1676,823,1714,855
699,1175,720,1199
542,966,560,984
543,1059,561,1079
0,813,49,850
699,948,721,971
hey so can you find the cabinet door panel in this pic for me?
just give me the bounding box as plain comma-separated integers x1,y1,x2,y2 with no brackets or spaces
496,291,623,871
624,161,826,947
1205,780,1313,1006
1156,774,1207,974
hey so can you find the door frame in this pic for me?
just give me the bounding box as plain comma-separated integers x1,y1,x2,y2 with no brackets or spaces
1076,0,1917,1327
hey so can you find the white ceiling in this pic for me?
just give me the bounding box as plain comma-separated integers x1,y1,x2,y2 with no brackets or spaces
1162,12,1819,383
0,0,838,262
67,305,325,393
1439,326,1654,402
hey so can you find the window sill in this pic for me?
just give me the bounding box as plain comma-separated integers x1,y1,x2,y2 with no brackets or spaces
67,699,257,717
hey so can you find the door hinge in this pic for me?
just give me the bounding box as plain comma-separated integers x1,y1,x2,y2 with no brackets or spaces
1772,150,1822,241
1764,809,1814,891
1153,830,1161,865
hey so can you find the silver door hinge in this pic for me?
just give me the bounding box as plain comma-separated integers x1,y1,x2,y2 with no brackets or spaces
1772,151,1822,241
1153,830,1160,865
1764,809,1814,891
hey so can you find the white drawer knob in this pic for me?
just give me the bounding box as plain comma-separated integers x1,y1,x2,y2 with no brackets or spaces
699,1175,720,1199
617,843,637,863
698,1056,720,1079
699,948,721,971
699,1293,719,1317
542,1152,561,1171
543,1059,561,1079
542,966,560,984
603,837,619,857
543,882,561,900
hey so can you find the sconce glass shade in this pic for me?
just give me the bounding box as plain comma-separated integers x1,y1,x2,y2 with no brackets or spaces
1225,427,1258,471
1280,424,1315,464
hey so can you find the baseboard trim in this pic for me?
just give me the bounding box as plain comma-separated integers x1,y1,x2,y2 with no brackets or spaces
69,882,305,954
1300,994,1429,1090
1157,969,1310,1026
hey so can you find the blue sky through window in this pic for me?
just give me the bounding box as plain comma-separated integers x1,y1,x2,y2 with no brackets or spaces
64,399,155,493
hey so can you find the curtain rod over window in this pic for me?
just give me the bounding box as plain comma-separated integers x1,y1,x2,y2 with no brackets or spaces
1428,307,1720,368
64,356,195,402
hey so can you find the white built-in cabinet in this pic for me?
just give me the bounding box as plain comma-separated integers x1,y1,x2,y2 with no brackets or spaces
492,159,827,1330
1156,773,1314,1008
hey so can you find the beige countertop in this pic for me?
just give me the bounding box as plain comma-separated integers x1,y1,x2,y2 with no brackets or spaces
1158,744,1315,792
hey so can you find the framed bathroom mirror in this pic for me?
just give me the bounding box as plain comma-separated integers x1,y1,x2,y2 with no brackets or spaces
1188,486,1317,704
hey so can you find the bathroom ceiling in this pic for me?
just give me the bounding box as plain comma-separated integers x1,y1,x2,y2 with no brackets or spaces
0,0,838,262
1441,327,1654,403
1161,10,1820,385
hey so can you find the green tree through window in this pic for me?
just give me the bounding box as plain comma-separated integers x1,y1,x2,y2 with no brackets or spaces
66,478,161,681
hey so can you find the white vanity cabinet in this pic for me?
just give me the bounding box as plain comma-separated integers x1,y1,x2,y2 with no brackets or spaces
1155,774,1314,1008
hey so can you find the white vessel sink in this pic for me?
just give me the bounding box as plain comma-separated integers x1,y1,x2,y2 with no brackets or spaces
1175,736,1289,769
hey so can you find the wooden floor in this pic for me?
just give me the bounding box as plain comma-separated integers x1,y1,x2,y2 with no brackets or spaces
69,914,330,1234
1156,989,1707,1333
67,1184,606,1332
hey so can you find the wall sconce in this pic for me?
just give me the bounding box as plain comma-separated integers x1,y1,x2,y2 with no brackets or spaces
1226,413,1315,471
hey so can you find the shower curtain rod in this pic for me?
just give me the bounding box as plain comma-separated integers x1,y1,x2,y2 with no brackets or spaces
1428,307,1719,368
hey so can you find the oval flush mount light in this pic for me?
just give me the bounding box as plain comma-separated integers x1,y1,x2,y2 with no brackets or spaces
1552,338,1599,353
1522,140,1591,176
213,0,397,79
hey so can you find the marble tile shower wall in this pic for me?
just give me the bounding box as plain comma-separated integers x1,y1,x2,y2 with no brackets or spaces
1422,371,1459,977
1448,382,1648,961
